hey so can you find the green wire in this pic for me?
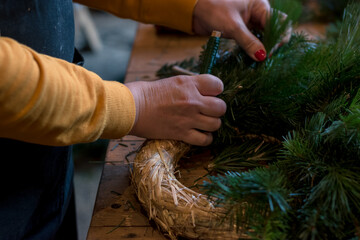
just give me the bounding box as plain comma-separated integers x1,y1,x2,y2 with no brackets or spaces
200,31,221,74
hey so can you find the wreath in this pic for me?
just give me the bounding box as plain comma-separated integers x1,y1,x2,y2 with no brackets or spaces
131,1,360,239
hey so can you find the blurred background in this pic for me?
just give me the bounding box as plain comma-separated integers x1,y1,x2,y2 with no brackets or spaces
72,4,137,240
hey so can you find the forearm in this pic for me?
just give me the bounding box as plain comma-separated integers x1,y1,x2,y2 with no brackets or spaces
0,37,135,146
73,0,197,33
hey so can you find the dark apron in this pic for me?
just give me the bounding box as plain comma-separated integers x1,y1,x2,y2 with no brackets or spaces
0,1,80,239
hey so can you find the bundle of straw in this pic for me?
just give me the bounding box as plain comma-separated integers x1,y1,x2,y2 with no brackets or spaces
131,139,245,239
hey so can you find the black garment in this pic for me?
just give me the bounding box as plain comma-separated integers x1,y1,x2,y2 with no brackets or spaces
0,0,78,239
0,0,75,61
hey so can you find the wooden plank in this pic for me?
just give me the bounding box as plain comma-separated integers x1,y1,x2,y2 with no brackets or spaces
131,24,207,49
91,187,150,227
88,227,165,240
127,46,200,73
104,138,144,164
126,24,206,75
91,137,144,214
295,23,327,39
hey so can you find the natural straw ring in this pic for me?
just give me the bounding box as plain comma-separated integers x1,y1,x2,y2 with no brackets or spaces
131,139,245,239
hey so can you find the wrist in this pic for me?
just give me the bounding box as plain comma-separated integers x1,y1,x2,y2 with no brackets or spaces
125,81,145,136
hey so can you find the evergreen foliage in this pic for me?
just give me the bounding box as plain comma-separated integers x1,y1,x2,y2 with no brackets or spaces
157,1,360,238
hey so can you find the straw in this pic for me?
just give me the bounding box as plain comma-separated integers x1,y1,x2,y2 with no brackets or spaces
131,140,248,239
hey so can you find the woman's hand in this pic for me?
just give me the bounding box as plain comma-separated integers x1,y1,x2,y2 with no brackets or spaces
193,0,273,61
126,75,226,146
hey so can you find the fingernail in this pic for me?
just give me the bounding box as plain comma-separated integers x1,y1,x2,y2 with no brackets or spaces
255,49,266,61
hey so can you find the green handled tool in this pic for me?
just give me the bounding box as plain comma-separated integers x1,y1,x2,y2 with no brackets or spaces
200,31,221,74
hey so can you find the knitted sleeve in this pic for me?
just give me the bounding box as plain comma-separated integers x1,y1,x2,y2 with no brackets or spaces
74,0,198,33
0,37,136,146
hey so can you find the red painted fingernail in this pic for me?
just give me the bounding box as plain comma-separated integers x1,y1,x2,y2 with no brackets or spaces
255,49,266,61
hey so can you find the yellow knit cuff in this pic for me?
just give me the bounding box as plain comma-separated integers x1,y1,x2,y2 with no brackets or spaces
102,81,136,139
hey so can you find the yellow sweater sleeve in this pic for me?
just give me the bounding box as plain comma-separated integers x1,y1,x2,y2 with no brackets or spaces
0,37,136,146
74,0,198,34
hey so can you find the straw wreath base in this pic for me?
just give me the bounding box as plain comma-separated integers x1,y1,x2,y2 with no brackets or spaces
131,139,246,239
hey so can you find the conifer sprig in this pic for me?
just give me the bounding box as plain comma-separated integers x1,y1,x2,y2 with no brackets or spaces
208,139,278,174
203,166,291,237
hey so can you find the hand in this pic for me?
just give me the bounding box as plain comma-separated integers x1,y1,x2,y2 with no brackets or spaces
193,0,288,61
126,75,227,146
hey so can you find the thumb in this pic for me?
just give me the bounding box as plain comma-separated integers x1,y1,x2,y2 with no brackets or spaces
233,22,267,62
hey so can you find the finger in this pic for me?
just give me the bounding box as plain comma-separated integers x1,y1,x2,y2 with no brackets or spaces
268,13,292,57
182,130,213,146
275,11,291,44
268,42,280,58
193,115,222,132
253,0,271,29
195,74,224,96
240,0,270,61
280,24,292,44
232,21,267,61
199,96,227,117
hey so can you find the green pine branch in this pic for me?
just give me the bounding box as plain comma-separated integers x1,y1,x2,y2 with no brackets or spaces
203,166,291,238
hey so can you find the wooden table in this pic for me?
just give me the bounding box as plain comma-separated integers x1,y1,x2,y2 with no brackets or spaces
87,24,208,240
86,23,327,240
